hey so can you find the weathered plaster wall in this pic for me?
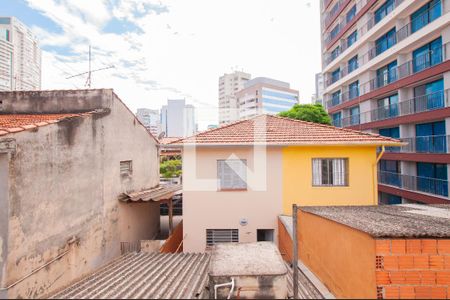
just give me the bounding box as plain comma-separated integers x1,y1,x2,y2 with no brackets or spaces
0,90,159,298
0,153,9,299
0,89,112,114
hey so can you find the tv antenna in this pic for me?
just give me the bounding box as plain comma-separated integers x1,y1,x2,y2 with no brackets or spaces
66,45,115,88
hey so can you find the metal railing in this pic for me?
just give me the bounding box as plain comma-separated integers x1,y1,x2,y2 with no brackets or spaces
325,0,445,85
324,0,347,28
395,135,449,153
379,171,449,197
334,89,449,127
380,135,449,154
326,43,449,108
324,0,406,65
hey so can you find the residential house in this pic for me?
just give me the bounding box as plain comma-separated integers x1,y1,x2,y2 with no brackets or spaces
279,204,450,299
0,89,161,298
171,115,402,253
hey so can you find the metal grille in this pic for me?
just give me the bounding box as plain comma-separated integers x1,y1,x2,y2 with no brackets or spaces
120,160,132,175
206,229,238,246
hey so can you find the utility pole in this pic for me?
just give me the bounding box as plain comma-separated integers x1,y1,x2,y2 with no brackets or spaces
293,204,299,299
66,45,114,89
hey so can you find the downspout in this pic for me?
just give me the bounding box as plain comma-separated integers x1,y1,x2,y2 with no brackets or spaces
373,146,385,205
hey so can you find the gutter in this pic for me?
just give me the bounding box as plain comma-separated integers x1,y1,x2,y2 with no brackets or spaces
373,146,385,205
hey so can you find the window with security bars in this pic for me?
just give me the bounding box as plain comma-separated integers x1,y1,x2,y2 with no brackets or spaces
312,158,349,186
217,159,247,191
120,160,132,176
206,229,239,246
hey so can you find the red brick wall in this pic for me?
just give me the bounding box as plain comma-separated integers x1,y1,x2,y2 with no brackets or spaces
375,239,450,299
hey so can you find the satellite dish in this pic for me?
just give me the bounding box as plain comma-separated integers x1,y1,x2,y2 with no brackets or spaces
158,132,166,140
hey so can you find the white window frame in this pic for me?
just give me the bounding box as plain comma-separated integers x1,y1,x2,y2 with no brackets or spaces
217,159,247,191
312,158,349,187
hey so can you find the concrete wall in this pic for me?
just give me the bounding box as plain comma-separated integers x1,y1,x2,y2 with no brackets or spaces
282,146,379,215
182,147,283,253
0,153,9,299
0,90,160,298
298,210,377,299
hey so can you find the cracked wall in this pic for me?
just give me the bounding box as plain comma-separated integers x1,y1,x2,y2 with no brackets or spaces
0,91,160,298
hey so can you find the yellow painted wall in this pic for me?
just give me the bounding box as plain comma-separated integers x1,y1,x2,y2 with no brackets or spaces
282,146,378,214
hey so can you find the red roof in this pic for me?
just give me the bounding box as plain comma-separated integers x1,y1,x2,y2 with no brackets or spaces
172,115,403,146
0,113,88,136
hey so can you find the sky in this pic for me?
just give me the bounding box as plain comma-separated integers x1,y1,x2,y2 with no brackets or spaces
3,0,322,130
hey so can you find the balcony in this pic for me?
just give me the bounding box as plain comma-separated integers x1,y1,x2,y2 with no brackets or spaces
326,43,449,109
333,89,449,127
389,135,449,153
379,171,449,197
324,0,406,65
324,0,346,28
325,2,446,87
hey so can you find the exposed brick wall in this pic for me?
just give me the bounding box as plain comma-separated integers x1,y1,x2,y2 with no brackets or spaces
375,239,450,299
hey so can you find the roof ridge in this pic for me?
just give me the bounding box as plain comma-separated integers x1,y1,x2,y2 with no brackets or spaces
269,114,400,142
169,115,263,144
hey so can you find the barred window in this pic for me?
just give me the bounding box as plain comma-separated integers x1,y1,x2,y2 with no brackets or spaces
217,159,247,191
206,229,239,246
312,158,348,186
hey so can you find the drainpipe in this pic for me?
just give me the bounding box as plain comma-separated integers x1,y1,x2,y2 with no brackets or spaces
0,249,71,291
0,236,78,292
373,146,385,205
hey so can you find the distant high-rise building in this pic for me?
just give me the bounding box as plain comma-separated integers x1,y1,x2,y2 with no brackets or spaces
161,99,196,137
219,71,251,125
315,73,324,106
0,17,41,91
136,108,161,136
236,77,299,119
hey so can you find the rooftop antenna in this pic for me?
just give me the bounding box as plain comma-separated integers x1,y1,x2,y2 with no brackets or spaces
66,45,115,88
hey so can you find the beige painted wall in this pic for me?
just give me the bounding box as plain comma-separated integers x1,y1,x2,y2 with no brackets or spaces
183,146,283,253
0,91,160,298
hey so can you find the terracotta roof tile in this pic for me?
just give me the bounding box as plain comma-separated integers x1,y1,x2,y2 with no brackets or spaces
172,115,403,146
0,113,89,135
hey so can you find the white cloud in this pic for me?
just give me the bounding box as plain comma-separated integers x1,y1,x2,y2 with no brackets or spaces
24,0,321,129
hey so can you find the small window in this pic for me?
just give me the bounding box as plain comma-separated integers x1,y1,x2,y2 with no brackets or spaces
120,160,133,176
257,229,274,242
206,229,239,246
217,159,247,191
312,158,349,186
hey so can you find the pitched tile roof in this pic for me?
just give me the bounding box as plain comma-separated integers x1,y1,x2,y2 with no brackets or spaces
171,115,403,146
0,113,93,136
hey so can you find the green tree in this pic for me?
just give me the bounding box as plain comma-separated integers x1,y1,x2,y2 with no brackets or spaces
160,159,182,179
278,104,331,125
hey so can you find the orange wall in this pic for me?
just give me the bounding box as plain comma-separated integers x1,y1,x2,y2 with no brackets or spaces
278,219,293,263
298,211,377,299
160,221,183,253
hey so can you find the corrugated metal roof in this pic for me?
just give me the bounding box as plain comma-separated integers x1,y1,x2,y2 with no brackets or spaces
51,252,210,299
119,184,182,202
